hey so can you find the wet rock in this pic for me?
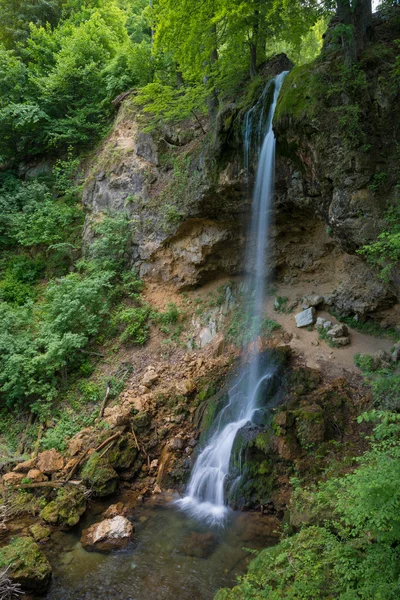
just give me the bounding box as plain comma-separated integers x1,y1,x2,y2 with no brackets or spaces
81,516,134,552
169,437,184,451
2,472,24,486
102,503,126,519
302,295,323,309
29,524,51,543
178,532,218,559
40,486,87,528
0,536,52,594
26,469,47,483
81,454,119,497
37,449,64,474
326,324,349,338
13,458,36,473
295,307,316,328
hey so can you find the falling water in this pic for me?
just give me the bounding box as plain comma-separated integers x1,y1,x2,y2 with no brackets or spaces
178,71,288,525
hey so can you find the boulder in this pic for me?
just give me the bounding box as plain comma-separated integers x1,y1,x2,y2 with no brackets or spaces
102,503,126,519
302,295,323,309
26,469,47,483
132,411,151,431
40,486,87,528
107,435,139,471
13,458,36,473
326,324,349,339
295,307,316,328
81,516,134,552
0,537,52,594
2,472,24,486
37,449,64,474
80,454,119,497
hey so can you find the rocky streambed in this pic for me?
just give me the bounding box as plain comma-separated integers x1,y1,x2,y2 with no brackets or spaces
42,494,278,600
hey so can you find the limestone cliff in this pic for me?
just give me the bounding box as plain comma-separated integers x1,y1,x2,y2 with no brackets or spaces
83,14,400,325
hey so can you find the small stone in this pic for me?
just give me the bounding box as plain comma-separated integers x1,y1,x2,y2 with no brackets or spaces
169,437,184,451
13,458,36,473
150,459,159,470
295,307,316,328
332,337,350,347
153,484,162,494
316,317,327,327
302,295,324,309
322,320,333,330
311,340,319,346
176,378,196,396
142,370,158,387
27,469,47,483
2,472,24,486
37,449,64,474
326,324,349,338
102,503,125,519
371,349,392,370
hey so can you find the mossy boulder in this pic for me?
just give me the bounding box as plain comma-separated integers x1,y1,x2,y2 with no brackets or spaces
40,486,87,527
80,453,118,497
0,536,52,594
107,435,138,471
131,411,151,431
29,524,51,542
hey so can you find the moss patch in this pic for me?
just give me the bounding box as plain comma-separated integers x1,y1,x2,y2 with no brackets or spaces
80,453,118,497
40,486,87,527
0,536,52,593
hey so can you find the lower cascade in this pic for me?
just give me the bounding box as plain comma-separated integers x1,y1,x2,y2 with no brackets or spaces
177,71,288,525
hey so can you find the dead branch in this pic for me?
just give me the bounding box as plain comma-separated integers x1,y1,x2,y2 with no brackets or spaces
0,567,24,598
99,381,111,418
9,480,83,490
66,431,122,482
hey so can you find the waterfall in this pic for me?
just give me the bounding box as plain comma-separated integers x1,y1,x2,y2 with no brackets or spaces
177,71,288,525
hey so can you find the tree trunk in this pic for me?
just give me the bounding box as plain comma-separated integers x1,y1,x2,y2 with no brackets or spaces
336,0,372,64
204,24,219,122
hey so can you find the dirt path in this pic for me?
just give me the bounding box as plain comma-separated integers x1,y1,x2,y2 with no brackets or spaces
266,294,393,377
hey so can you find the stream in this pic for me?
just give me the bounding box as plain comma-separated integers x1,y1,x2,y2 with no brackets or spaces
44,498,277,600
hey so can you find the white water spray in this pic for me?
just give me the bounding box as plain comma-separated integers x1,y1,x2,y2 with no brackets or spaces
178,71,288,525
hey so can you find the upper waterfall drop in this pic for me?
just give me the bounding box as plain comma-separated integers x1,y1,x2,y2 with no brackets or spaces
177,71,289,525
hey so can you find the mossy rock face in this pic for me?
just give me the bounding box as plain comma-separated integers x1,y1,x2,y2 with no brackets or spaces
0,536,52,594
40,486,87,527
80,453,119,497
107,435,139,471
295,404,326,449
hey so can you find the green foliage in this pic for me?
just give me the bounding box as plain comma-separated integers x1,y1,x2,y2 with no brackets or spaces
359,203,400,282
112,305,150,345
217,412,400,600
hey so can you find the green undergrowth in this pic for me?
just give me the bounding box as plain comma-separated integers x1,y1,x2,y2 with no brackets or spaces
216,410,400,600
